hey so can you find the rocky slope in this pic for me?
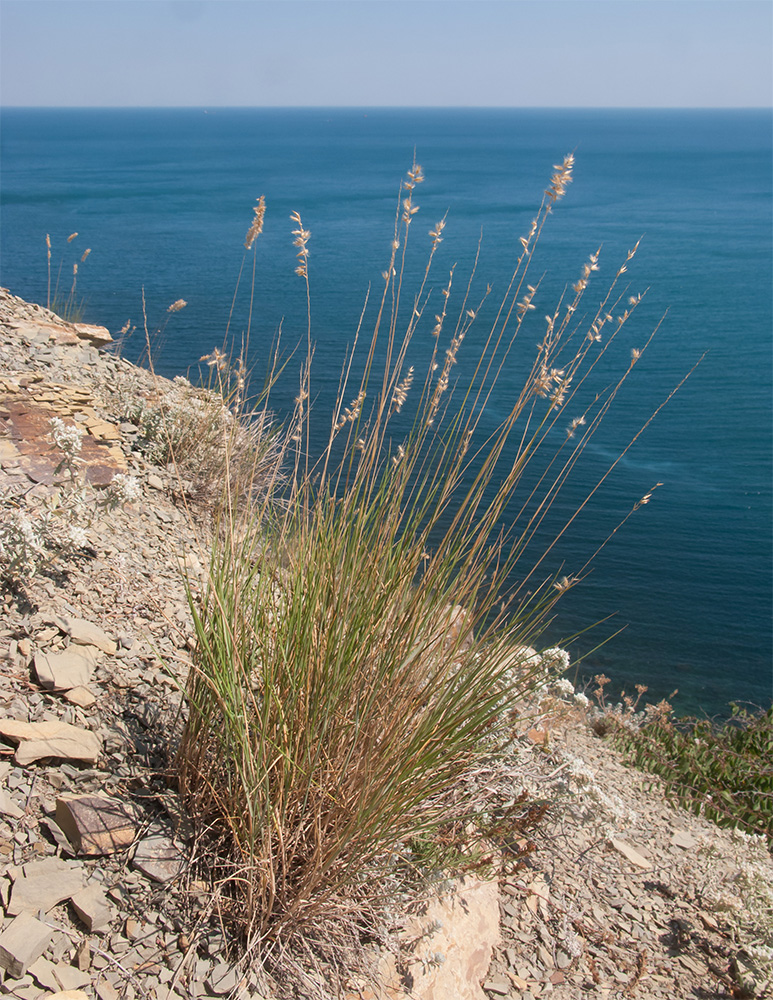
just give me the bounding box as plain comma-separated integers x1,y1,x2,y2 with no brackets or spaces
0,287,770,1000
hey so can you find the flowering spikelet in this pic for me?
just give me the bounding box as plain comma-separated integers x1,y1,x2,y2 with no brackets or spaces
426,331,464,426
533,365,569,404
587,315,607,342
200,346,226,371
391,443,406,467
516,285,537,319
545,154,574,205
401,162,424,225
572,249,600,294
633,482,663,511
402,196,420,225
431,269,455,338
167,299,187,313
405,163,424,189
429,218,445,251
518,218,539,257
80,248,91,263
66,232,78,243
566,415,586,438
290,211,310,278
334,390,366,432
550,373,572,406
617,240,640,278
390,366,414,416
245,195,266,250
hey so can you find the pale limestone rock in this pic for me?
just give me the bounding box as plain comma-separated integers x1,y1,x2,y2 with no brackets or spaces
28,955,91,992
671,829,698,850
63,686,97,708
71,883,117,933
132,825,185,882
34,649,94,692
207,963,242,995
95,984,120,1000
376,875,500,1000
609,837,652,870
0,788,24,819
86,419,121,441
0,719,102,765
72,322,112,346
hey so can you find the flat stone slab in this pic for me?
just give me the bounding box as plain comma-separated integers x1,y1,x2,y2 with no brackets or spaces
132,826,186,883
72,322,112,346
54,617,116,655
375,875,500,1000
671,829,699,850
28,955,91,992
608,838,652,870
0,399,126,486
56,794,136,856
0,911,54,978
63,685,97,708
0,719,102,765
0,788,24,820
34,649,94,692
70,883,117,932
7,856,85,915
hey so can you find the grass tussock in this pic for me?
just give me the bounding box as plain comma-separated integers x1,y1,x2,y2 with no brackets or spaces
175,154,679,952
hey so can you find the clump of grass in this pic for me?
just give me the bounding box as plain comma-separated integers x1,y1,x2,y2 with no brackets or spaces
46,231,91,323
176,155,681,953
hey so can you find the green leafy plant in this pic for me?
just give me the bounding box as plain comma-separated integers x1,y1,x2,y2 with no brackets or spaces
609,697,773,840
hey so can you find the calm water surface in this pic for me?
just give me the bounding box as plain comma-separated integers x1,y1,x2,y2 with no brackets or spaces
1,108,770,715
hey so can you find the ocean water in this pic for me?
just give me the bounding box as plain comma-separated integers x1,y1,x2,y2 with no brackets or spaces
1,107,770,716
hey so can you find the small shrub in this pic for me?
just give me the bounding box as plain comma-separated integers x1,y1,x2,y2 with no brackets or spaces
113,362,283,506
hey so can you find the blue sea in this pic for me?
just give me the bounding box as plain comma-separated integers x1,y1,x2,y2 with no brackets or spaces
1,108,770,716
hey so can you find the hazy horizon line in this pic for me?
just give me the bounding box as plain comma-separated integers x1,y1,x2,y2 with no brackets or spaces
3,104,771,111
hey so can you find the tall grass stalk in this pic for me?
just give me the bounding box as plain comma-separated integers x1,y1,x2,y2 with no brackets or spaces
46,231,91,322
177,155,674,947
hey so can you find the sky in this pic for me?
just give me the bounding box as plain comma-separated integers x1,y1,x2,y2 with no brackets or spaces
0,0,771,107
